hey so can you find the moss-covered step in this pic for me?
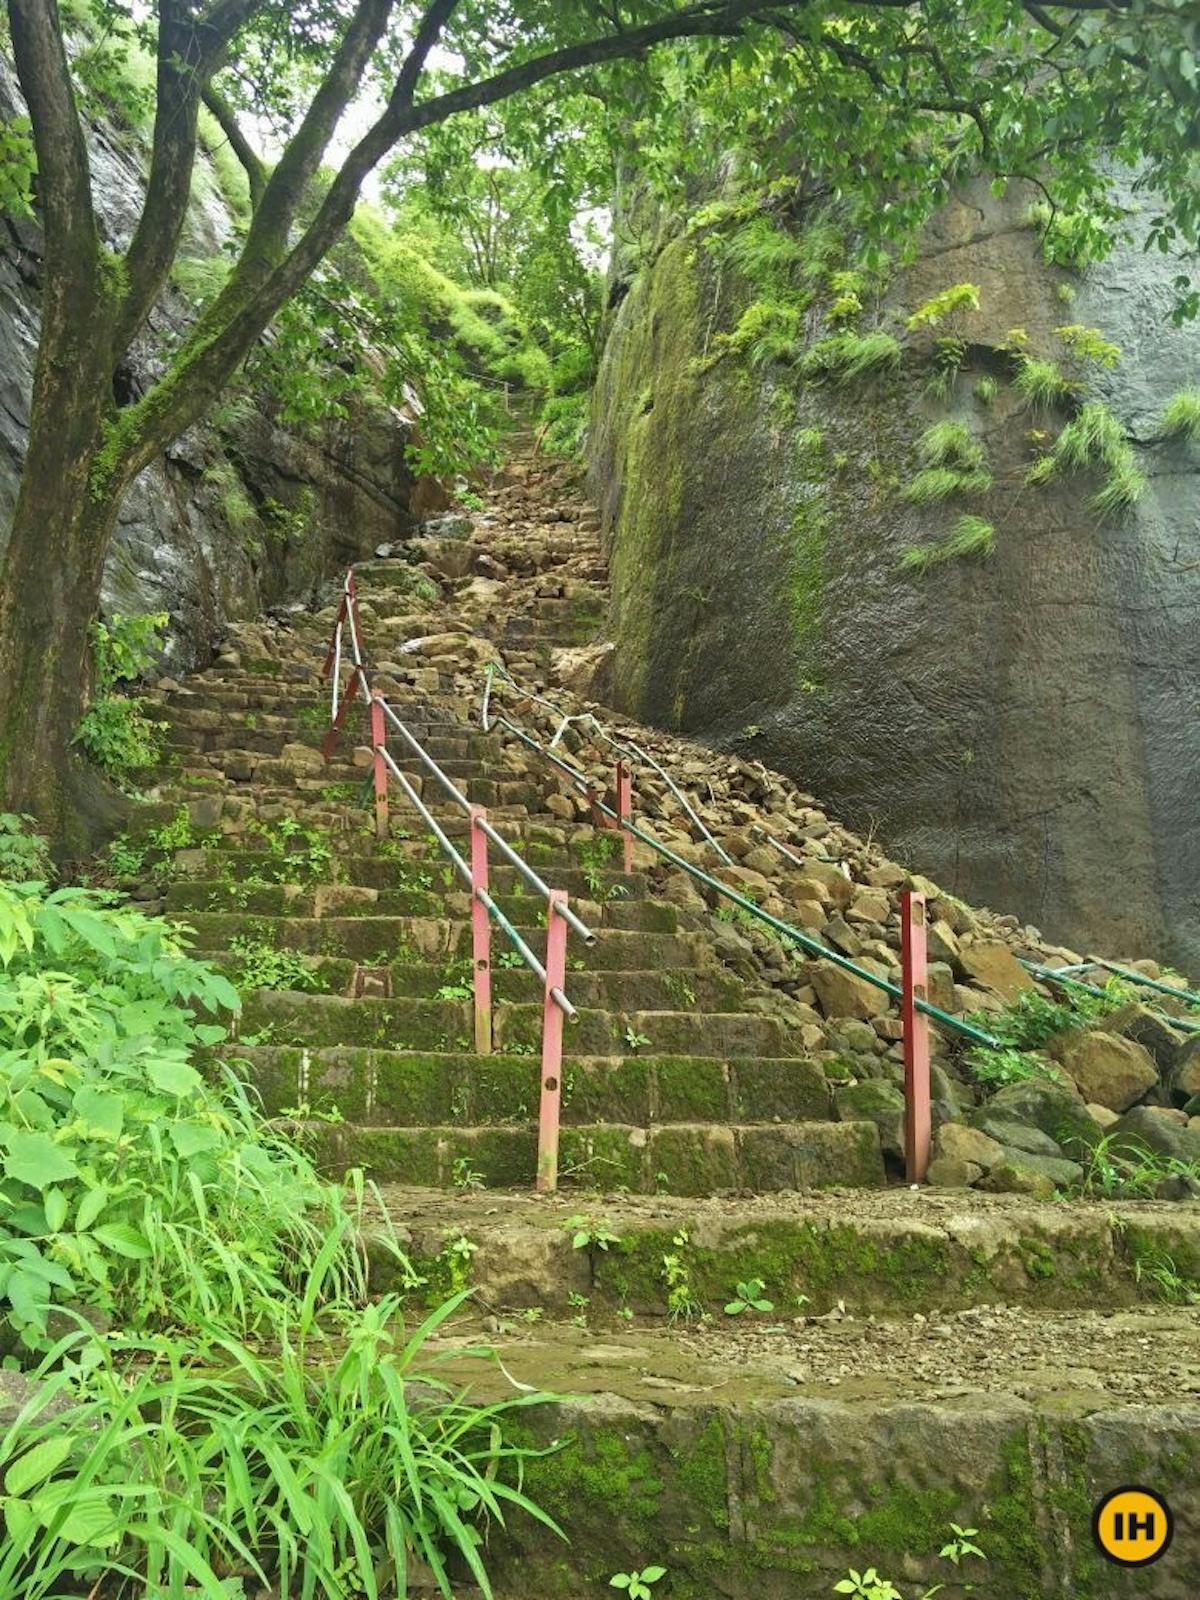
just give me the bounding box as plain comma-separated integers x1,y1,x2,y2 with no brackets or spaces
382,963,742,1013
234,989,797,1058
230,1045,831,1127
380,1186,1200,1318
415,1319,1200,1600
304,1118,883,1194
181,912,708,967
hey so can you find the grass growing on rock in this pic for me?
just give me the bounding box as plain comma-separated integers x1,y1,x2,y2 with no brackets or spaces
902,515,996,574
1013,356,1075,410
1159,387,1200,440
1026,401,1147,515
800,330,901,384
902,466,993,504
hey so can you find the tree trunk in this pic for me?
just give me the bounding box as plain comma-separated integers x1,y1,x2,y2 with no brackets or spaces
0,348,126,849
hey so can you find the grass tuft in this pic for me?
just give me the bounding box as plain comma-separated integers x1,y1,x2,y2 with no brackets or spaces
902,466,993,504
901,514,996,574
1026,401,1147,515
917,420,986,471
1160,388,1200,441
1014,356,1074,410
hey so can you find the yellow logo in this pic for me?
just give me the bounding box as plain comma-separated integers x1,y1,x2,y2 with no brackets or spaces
1092,1486,1174,1568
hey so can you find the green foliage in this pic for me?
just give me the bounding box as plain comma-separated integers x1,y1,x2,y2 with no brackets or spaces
973,375,999,405
916,421,986,471
801,331,901,384
1026,402,1147,515
1013,357,1074,410
0,817,53,884
901,516,996,575
721,215,806,285
0,1272,557,1598
0,115,36,219
1026,201,1109,271
75,612,170,781
539,391,589,458
901,467,993,505
228,936,317,993
1072,1135,1200,1204
611,1567,667,1600
1159,388,1200,441
0,880,375,1349
906,283,980,330
724,1277,773,1314
1053,324,1121,367
723,298,805,369
964,980,1128,1088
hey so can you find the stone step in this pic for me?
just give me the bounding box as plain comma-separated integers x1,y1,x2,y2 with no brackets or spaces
237,1046,831,1129
166,880,677,932
405,1308,1200,1599
236,990,804,1059
384,1185,1200,1318
204,956,738,1012
301,1117,883,1193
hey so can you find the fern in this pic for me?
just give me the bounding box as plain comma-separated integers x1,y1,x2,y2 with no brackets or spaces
801,330,900,383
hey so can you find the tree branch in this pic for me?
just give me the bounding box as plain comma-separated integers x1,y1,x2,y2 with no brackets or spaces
199,0,271,51
114,5,209,358
6,0,98,307
239,0,395,272
394,0,461,106
202,82,267,209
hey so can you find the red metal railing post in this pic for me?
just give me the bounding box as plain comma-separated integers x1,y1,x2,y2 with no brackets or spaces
369,692,389,840
322,593,347,680
536,890,569,1193
615,760,634,875
901,890,932,1184
469,806,493,1056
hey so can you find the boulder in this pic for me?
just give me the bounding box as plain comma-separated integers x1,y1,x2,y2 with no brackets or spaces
933,1122,1004,1171
1102,1002,1187,1070
980,1151,1084,1197
967,1112,1064,1158
981,1079,1103,1156
1107,1106,1200,1164
279,742,324,776
926,1156,983,1188
956,942,1035,1002
1049,1029,1157,1112
835,1080,905,1158
1173,1037,1200,1100
810,961,890,1021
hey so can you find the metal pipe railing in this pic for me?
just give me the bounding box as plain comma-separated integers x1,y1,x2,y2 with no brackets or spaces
483,663,735,866
489,710,1000,1049
321,568,595,1190
1020,960,1200,1034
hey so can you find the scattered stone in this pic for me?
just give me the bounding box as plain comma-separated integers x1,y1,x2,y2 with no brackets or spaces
810,961,890,1021
926,1156,983,1188
934,1122,1004,1171
1049,1029,1157,1113
956,941,1035,1001
980,1152,1084,1197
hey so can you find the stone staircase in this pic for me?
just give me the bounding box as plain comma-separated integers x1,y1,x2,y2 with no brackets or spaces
116,446,1200,1597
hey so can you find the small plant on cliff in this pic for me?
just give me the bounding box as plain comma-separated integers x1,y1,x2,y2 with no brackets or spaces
801,330,901,384
916,420,987,471
1013,355,1075,410
1026,402,1147,515
1054,324,1121,367
724,1277,774,1315
901,515,996,575
74,611,170,782
611,1566,667,1600
1159,388,1200,440
902,467,994,505
906,282,981,330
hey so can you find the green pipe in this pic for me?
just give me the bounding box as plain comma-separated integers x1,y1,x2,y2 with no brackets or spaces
496,716,1000,1048
1020,960,1200,1034
1086,956,1200,1009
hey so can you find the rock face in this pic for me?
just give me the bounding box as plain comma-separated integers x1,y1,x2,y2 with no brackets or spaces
0,60,430,676
589,173,1200,971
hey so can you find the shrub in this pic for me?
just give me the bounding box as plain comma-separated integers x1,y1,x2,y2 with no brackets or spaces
1053,324,1121,367
74,611,169,782
0,881,363,1349
0,815,52,883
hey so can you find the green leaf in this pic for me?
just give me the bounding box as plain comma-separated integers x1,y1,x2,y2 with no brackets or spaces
169,1120,224,1158
4,1132,78,1189
31,1483,120,1547
4,1434,72,1496
73,1084,124,1140
43,1187,68,1233
146,1059,203,1097
75,1184,108,1232
641,1567,667,1583
93,1222,152,1260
